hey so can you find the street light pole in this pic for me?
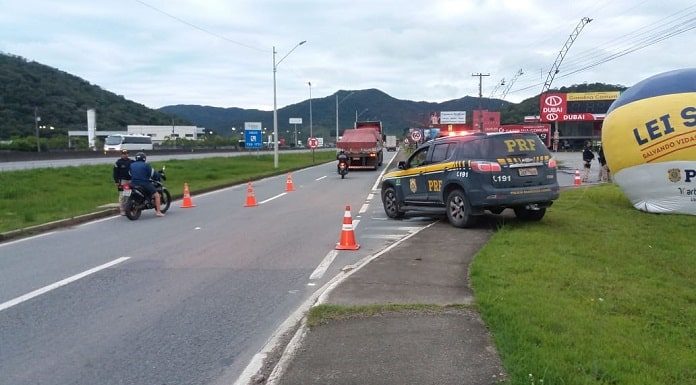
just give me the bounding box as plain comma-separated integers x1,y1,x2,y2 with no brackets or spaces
308,82,313,140
335,91,355,144
34,107,40,152
308,81,314,163
272,40,306,168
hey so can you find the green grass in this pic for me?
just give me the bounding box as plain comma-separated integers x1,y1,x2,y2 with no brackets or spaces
307,304,470,328
470,184,696,385
0,151,336,233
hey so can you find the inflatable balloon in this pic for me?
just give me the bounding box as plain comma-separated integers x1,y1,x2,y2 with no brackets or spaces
602,68,696,215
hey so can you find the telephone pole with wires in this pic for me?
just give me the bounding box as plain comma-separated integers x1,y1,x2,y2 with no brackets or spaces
472,73,490,132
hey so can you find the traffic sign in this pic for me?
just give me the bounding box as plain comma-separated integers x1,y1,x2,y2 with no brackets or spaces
308,137,319,149
411,130,422,142
245,130,262,149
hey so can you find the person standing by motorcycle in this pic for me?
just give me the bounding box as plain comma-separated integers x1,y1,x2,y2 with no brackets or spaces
337,150,349,172
129,152,165,217
113,150,133,215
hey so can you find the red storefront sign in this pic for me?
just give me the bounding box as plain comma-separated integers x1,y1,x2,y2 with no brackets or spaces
539,93,567,122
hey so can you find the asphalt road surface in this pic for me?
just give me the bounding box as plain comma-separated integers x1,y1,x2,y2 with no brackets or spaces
0,151,438,385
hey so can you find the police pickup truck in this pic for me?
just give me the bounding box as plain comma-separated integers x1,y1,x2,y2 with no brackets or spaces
380,132,560,228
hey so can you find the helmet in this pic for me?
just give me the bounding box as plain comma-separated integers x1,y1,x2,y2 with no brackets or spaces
135,152,146,161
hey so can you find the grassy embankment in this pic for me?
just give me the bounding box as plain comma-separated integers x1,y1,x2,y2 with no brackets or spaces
0,151,335,233
309,184,695,385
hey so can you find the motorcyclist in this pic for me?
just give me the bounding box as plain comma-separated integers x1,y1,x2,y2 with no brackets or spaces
129,152,165,217
337,150,349,172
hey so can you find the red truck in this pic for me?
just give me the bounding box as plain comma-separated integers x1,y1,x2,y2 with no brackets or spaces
337,121,384,170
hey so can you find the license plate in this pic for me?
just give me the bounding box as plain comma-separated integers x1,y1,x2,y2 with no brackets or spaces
518,167,538,176
122,189,131,197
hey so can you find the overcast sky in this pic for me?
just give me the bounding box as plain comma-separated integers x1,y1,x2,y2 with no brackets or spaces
1,0,694,110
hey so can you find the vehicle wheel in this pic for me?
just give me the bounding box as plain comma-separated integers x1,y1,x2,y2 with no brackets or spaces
341,172,345,179
125,199,141,220
446,189,477,228
160,189,172,213
514,206,546,221
382,187,405,219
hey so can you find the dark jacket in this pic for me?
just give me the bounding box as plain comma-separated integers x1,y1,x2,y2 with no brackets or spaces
337,153,348,162
129,160,157,184
582,148,595,163
113,157,133,182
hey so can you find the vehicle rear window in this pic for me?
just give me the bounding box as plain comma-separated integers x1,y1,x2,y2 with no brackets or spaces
481,134,550,157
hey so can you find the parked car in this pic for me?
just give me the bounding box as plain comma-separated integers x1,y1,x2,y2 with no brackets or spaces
380,132,560,227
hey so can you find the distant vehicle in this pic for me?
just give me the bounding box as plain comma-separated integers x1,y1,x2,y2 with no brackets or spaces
381,132,560,227
104,134,153,152
336,121,384,170
385,135,397,151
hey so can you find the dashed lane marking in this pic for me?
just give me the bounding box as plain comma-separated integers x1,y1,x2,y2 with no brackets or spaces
0,257,131,312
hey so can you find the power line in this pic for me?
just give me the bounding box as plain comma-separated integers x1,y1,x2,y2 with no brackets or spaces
507,9,696,96
133,0,265,53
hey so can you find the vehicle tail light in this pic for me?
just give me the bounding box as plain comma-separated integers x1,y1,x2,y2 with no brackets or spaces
548,158,557,168
470,161,502,172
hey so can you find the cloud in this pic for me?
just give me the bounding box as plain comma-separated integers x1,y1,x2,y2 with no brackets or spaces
2,0,694,109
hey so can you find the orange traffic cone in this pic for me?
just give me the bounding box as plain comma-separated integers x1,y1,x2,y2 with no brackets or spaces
574,169,582,186
336,205,360,250
244,182,258,207
180,182,196,208
285,173,295,192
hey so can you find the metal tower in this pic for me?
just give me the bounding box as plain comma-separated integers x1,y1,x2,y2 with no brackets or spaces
541,17,592,95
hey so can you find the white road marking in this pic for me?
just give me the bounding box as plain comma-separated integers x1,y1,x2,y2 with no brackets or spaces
362,234,404,240
358,203,369,214
315,176,327,181
0,231,56,248
396,226,425,232
370,150,398,191
0,257,130,312
367,193,374,200
309,250,339,280
352,219,360,230
77,216,117,227
259,192,287,205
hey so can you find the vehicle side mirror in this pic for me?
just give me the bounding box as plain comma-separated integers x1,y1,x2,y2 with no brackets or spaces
398,161,406,170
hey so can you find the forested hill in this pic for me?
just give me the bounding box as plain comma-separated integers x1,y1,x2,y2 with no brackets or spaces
160,89,511,138
1,51,627,141
0,53,189,139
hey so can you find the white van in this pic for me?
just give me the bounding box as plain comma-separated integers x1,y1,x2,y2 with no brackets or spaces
104,134,153,153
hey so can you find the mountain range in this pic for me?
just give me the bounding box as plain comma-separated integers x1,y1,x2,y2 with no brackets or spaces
0,52,627,141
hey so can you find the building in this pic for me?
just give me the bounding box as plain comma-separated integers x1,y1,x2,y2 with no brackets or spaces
127,125,205,143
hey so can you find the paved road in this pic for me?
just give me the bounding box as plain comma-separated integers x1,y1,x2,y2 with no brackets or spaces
0,151,438,385
0,149,325,171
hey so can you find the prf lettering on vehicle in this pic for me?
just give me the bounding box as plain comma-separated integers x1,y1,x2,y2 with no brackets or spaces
503,139,537,152
428,180,442,192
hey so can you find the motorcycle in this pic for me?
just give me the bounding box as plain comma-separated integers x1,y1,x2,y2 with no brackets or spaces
338,161,348,179
123,166,171,220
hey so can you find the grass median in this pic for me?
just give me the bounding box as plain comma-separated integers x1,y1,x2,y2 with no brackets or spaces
471,184,695,385
0,151,336,233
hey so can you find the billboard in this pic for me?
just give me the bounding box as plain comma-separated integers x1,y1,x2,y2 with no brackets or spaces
539,92,619,122
244,122,262,131
439,111,467,124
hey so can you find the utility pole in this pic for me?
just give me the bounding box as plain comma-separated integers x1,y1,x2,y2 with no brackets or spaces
472,73,490,132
